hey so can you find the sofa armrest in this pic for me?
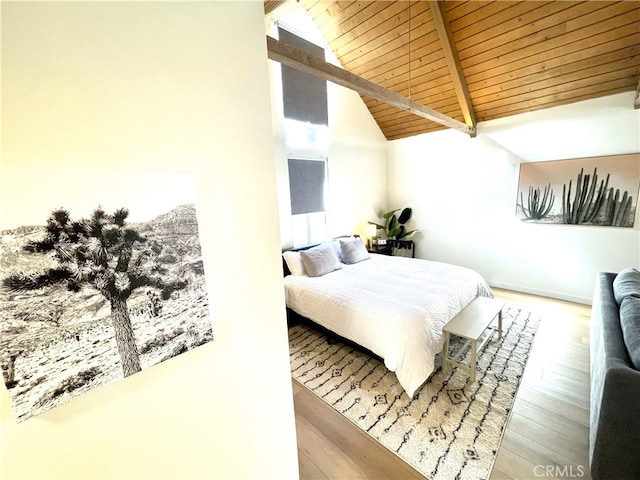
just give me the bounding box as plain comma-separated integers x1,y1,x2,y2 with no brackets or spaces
590,272,640,479
590,366,640,479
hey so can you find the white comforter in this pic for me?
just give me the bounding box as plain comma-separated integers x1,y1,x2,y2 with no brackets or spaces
284,254,493,398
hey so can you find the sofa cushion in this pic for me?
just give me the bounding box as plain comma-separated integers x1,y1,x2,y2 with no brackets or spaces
613,267,640,304
620,295,640,370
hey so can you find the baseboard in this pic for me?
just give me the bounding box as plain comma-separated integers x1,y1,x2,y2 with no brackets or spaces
489,281,593,306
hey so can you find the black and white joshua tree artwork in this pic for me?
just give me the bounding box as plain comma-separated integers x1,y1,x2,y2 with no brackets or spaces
0,170,213,421
516,153,640,227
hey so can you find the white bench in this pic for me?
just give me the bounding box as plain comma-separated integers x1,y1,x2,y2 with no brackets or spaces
442,297,504,382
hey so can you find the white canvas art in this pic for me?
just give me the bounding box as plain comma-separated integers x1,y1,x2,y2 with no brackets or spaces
0,170,213,421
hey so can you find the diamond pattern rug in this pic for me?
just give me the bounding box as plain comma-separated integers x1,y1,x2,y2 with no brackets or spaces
288,305,540,480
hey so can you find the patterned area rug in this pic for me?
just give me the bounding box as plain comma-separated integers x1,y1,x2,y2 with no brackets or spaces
289,305,540,480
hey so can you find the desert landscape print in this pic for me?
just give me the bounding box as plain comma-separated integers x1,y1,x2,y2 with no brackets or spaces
0,200,212,422
516,153,640,227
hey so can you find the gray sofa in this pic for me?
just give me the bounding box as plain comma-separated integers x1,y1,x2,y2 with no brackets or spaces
590,269,640,480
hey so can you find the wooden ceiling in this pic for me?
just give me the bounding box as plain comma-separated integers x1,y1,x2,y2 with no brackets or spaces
265,0,640,141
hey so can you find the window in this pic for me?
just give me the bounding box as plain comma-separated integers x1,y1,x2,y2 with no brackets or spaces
284,118,329,151
279,27,329,151
288,157,328,246
279,27,330,246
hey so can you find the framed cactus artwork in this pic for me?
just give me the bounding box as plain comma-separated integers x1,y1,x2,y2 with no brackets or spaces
516,153,640,227
0,169,213,422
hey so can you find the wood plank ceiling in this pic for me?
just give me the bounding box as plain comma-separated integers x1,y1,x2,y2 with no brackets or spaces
265,0,640,141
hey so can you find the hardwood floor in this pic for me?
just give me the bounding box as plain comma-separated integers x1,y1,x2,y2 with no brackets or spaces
292,288,593,480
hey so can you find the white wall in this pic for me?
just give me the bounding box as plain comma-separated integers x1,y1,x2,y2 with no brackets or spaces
1,2,299,479
388,93,640,304
267,12,388,247
480,92,640,162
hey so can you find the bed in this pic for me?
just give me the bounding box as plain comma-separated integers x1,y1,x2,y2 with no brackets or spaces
283,236,493,398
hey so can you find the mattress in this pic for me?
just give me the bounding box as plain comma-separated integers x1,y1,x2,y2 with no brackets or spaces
284,253,493,397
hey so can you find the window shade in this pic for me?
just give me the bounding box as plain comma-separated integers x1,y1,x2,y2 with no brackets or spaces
288,158,326,215
278,27,328,126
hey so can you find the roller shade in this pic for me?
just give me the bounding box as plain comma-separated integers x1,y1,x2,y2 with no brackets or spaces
279,27,328,126
288,157,326,215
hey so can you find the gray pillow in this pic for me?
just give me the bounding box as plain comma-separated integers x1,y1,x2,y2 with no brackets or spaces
619,295,640,370
340,238,370,264
310,240,342,262
613,267,640,304
300,247,342,277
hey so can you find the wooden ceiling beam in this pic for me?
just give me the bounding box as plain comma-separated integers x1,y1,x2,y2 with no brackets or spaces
266,35,476,137
428,1,477,129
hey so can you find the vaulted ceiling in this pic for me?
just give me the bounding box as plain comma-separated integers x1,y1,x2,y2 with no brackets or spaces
265,0,640,141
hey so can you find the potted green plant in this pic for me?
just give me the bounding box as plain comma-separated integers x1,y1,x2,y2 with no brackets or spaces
369,207,416,252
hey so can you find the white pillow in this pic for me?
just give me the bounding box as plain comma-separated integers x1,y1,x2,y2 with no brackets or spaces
339,237,370,264
283,251,306,276
300,246,342,277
